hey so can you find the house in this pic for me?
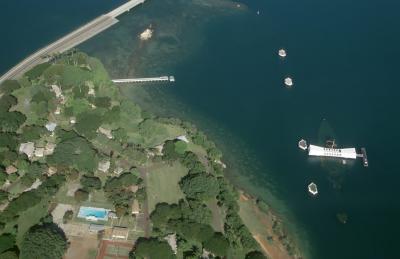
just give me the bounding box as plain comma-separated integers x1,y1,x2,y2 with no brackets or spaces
19,142,35,158
111,227,129,240
98,160,111,173
51,85,63,98
131,200,140,215
89,224,106,233
5,165,18,175
44,142,56,156
34,147,45,158
97,127,113,139
45,122,57,132
54,106,61,115
88,88,95,96
47,167,57,176
129,185,139,193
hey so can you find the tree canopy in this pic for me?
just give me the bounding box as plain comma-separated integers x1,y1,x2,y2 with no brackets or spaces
49,135,97,172
179,173,220,201
130,238,175,259
20,224,67,259
203,232,229,257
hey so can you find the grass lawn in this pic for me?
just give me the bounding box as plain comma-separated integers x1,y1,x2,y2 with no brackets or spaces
146,161,187,213
16,197,51,245
206,198,225,233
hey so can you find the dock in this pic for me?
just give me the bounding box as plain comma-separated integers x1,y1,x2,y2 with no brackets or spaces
361,148,368,167
0,0,146,84
112,76,175,84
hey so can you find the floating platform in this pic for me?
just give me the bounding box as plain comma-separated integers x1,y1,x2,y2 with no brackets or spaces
308,182,318,196
361,148,368,167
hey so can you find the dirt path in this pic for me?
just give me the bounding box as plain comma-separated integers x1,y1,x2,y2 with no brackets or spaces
138,166,150,238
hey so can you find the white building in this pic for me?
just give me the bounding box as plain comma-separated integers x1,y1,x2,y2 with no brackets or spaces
308,144,357,159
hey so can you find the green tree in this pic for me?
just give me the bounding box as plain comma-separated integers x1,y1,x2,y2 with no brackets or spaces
180,173,220,201
0,133,18,150
0,80,20,94
20,224,67,259
74,189,89,202
0,250,19,259
150,203,181,230
0,190,8,203
130,238,175,259
245,251,267,259
0,234,16,254
80,175,102,191
94,97,111,108
63,210,74,224
203,233,229,257
49,136,97,172
163,140,180,161
0,95,17,112
0,111,26,132
75,111,103,139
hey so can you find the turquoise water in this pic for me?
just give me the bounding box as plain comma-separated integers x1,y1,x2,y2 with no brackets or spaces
2,0,400,258
77,207,108,220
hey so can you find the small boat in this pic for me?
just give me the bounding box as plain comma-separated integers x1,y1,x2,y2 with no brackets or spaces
284,77,293,87
308,182,318,196
278,49,287,58
298,139,307,150
257,10,260,15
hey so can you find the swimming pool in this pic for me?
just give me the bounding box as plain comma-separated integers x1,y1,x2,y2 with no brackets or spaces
77,206,109,221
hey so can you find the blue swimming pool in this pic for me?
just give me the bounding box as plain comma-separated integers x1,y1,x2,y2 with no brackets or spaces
77,206,109,221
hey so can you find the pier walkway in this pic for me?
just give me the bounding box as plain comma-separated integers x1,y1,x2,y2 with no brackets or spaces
0,0,145,84
112,76,175,84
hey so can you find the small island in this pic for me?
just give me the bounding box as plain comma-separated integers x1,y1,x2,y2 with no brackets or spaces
0,52,301,259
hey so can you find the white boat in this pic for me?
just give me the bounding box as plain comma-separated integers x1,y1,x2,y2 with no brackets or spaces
279,49,287,57
284,77,293,87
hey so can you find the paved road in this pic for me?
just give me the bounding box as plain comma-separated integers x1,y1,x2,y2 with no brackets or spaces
0,0,146,85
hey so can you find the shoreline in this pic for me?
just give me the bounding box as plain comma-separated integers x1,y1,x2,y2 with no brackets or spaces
123,86,309,258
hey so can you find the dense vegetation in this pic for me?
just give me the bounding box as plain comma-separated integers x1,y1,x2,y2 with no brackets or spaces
20,223,67,259
0,52,276,258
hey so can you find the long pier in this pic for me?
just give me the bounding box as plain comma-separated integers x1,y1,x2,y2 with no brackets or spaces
0,0,145,84
112,76,175,84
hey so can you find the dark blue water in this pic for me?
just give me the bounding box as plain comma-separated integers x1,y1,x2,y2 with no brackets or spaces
0,0,124,74
2,0,400,258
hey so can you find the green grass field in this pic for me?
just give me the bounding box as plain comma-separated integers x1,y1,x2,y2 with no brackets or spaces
146,161,188,213
16,198,51,245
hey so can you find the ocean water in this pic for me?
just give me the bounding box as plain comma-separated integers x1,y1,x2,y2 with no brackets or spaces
0,0,125,74
2,0,400,258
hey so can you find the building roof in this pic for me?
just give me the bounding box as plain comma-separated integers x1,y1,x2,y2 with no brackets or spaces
6,165,18,174
98,127,113,139
112,226,129,239
44,142,56,155
34,147,45,157
19,142,35,158
308,144,357,159
98,160,111,173
45,122,57,132
131,200,140,214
